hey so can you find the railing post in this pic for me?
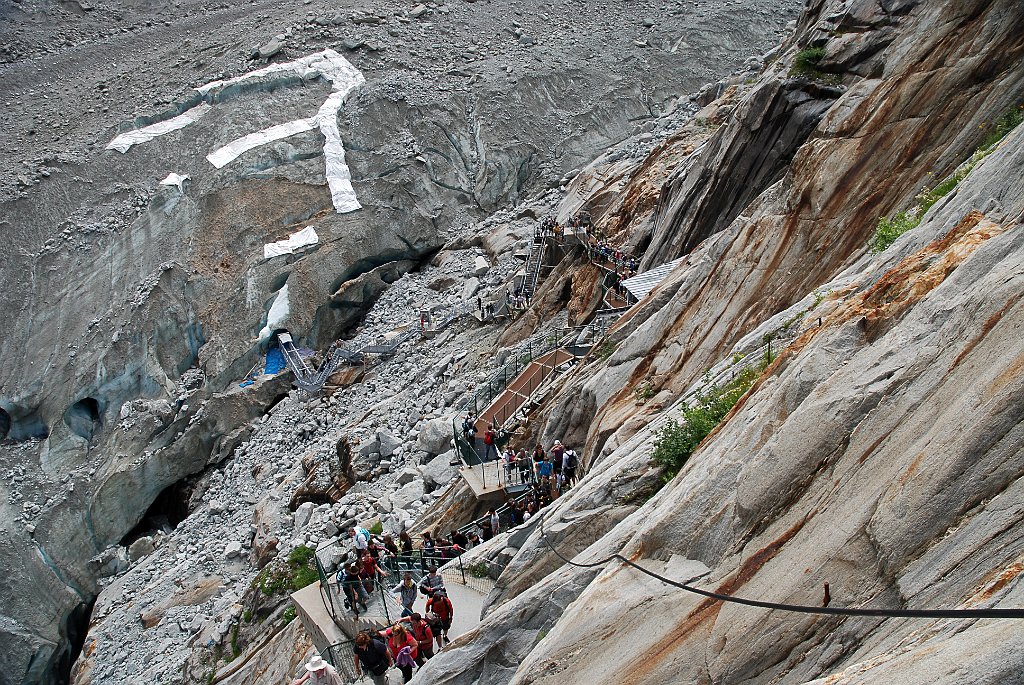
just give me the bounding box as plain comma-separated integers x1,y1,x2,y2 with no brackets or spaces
380,579,390,624
459,550,467,584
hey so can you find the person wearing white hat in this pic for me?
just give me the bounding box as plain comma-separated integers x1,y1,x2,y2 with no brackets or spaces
292,654,343,685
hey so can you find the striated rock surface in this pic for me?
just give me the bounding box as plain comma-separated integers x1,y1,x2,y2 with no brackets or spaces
0,0,800,680
412,1,1024,684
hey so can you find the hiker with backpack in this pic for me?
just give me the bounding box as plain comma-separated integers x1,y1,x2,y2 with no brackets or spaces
562,446,579,487
550,440,565,481
391,571,418,617
426,589,454,648
398,612,435,664
352,631,391,684
359,549,389,593
483,426,498,460
349,526,371,554
461,414,476,440
421,531,437,570
338,563,369,614
419,565,445,597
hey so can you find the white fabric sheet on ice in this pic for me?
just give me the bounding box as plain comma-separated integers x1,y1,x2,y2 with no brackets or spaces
159,173,190,193
106,103,211,153
258,284,290,340
201,49,365,213
207,118,317,169
263,226,319,259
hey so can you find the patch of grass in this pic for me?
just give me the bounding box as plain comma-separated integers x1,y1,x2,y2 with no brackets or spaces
368,520,384,536
468,562,490,579
652,364,765,481
870,210,919,254
789,47,838,83
282,605,297,625
229,622,241,660
596,340,617,360
870,104,1023,255
981,104,1024,149
253,544,319,596
242,610,252,623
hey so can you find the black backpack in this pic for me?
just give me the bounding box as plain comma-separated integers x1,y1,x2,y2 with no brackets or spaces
566,450,578,469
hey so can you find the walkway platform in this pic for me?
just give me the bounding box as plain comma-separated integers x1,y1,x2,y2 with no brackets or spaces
443,580,486,642
459,461,508,498
475,348,576,430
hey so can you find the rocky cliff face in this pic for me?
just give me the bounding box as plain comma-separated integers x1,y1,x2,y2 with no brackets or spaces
0,0,800,682
411,1,1024,683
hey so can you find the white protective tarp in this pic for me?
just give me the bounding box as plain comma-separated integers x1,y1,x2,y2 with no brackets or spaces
258,284,290,340
263,226,319,259
200,50,365,213
207,118,317,169
106,103,211,153
159,173,190,193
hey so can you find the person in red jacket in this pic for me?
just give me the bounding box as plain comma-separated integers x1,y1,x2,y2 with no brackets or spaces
426,589,454,649
398,612,435,665
381,623,418,683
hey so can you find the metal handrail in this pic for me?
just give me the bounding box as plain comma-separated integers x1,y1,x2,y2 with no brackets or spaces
293,639,359,682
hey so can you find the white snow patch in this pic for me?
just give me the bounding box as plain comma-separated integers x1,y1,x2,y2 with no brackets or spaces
106,103,212,153
263,226,319,259
258,284,291,341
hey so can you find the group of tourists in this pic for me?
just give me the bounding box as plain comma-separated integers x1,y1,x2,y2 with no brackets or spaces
502,439,579,491
297,590,454,685
586,237,639,274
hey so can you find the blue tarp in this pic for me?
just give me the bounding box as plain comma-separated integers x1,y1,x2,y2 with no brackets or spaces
265,347,286,375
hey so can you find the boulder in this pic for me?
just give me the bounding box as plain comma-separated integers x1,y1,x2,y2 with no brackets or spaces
293,502,314,531
377,430,402,458
258,36,286,59
357,437,381,457
473,255,490,277
461,277,481,300
417,417,454,455
421,450,457,489
127,536,156,563
395,466,421,486
390,481,425,511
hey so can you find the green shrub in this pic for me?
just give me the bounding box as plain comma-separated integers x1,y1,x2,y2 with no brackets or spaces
633,380,657,403
368,520,384,536
287,545,315,567
792,47,825,71
652,366,763,480
870,210,919,254
253,544,319,596
982,104,1024,149
468,562,490,578
282,605,297,625
596,340,617,360
789,47,838,83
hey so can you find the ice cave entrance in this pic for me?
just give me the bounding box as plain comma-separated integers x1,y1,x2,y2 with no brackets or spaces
64,397,103,441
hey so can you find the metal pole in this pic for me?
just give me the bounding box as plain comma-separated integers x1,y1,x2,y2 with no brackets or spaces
380,579,390,624
459,550,466,584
